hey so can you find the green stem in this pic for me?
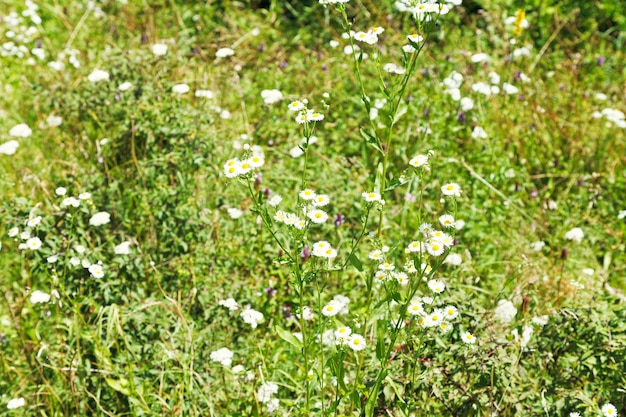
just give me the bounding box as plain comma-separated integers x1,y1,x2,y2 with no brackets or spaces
377,49,421,239
246,180,293,262
341,207,371,270
365,263,426,416
294,258,311,416
348,270,375,415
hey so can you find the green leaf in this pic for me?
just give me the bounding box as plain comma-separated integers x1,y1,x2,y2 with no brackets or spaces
326,354,347,390
362,94,371,113
384,176,409,192
393,105,408,124
376,327,386,361
359,128,383,153
106,378,131,396
275,325,302,349
348,254,363,272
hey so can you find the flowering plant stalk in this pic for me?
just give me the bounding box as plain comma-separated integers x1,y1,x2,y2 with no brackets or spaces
222,2,469,415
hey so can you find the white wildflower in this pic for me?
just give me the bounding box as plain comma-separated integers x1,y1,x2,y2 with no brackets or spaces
564,227,584,243
210,347,234,367
218,298,240,311
89,212,111,226
114,241,132,255
87,69,109,83
30,290,50,304
494,300,517,324
9,123,32,138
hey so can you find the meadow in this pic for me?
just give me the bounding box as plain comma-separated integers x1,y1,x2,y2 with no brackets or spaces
0,0,625,415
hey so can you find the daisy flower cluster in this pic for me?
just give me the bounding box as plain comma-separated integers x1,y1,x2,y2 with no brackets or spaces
407,295,461,335
321,294,350,317
408,150,434,170
222,148,265,179
4,187,128,285
218,298,265,329
352,26,384,45
257,382,280,414
344,26,427,75
47,47,81,72
441,67,529,129
271,188,332,231
413,221,456,257
323,327,367,352
365,244,468,341
369,250,416,287
287,99,324,125
311,240,338,260
318,295,366,353
394,0,460,16
8,217,44,252
366,213,463,288
1,1,41,62
592,107,626,128
1,122,33,156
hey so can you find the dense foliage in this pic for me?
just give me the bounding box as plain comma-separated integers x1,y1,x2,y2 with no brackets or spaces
0,0,624,416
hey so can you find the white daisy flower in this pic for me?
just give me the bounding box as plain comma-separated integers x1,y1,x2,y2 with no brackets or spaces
299,189,317,200
441,183,461,197
287,100,305,112
461,331,476,344
321,300,342,317
88,264,104,278
267,194,282,207
427,279,446,294
7,398,25,410
601,403,618,417
443,305,458,320
362,192,382,202
347,334,366,351
308,208,328,224
426,241,445,256
114,241,132,255
409,154,429,168
26,237,42,250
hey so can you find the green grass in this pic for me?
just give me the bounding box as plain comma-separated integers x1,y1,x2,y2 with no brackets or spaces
0,0,625,416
